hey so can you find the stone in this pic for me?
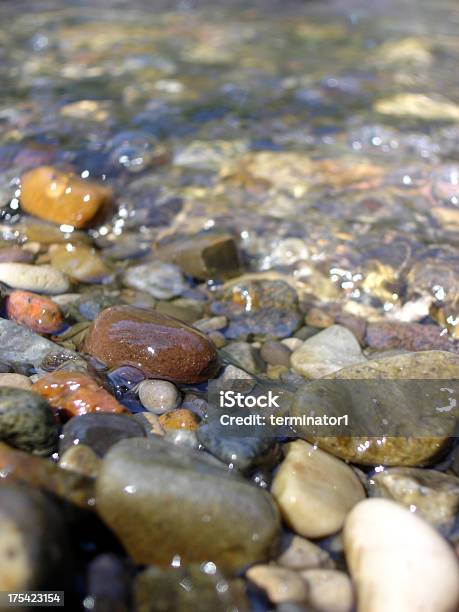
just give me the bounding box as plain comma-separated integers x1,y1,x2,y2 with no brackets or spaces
368,468,459,532
59,444,101,478
277,536,335,571
20,166,112,228
291,325,366,379
223,341,263,373
132,412,164,437
246,565,309,604
271,440,365,538
374,93,459,121
158,408,199,431
0,483,70,591
59,413,146,456
135,565,249,612
193,316,228,333
87,554,133,612
294,351,459,466
155,233,242,281
0,263,70,294
211,278,302,340
33,371,126,420
95,437,280,571
365,321,457,353
0,387,58,455
344,498,459,612
304,308,334,329
300,570,354,612
49,244,111,284
163,429,198,450
282,338,303,352
0,247,34,264
122,262,188,299
261,341,291,367
6,290,63,334
82,306,219,384
0,373,31,390
155,298,204,323
138,379,180,414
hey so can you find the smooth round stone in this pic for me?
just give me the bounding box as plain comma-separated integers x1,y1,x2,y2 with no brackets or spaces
277,536,335,571
82,305,219,384
59,413,146,457
368,467,459,531
163,429,198,449
122,262,188,299
138,379,180,414
49,245,111,284
300,570,354,612
0,373,31,390
59,443,101,478
95,437,280,571
0,387,58,455
271,440,365,538
223,341,264,373
6,291,63,334
0,263,70,294
344,498,459,612
261,340,292,366
246,565,309,604
20,166,111,228
291,325,366,378
159,408,199,431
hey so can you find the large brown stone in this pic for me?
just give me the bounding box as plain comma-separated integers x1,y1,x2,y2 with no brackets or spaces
82,305,219,384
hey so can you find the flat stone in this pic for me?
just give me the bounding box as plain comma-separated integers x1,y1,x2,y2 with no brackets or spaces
277,536,335,571
365,321,458,353
246,565,309,604
50,245,111,284
223,341,264,373
300,570,354,612
0,247,34,264
95,437,280,571
271,440,365,538
344,499,459,612
59,444,101,478
261,340,291,367
0,373,31,390
0,263,70,294
82,305,219,384
122,261,188,299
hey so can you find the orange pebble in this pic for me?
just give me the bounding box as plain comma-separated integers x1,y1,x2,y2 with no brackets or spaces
6,290,63,334
33,371,126,420
158,408,199,431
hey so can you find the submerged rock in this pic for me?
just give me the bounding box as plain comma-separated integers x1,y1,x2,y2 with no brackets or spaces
6,290,63,334
365,321,457,353
122,261,188,299
0,263,70,294
83,306,219,384
95,437,280,572
49,244,111,284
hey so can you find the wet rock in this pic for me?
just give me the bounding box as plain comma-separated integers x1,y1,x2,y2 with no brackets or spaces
0,247,34,264
304,308,334,329
155,232,242,281
20,166,112,228
87,554,133,612
282,338,303,352
122,262,188,299
158,408,199,431
300,570,354,612
83,305,219,384
135,565,248,612
247,565,309,604
193,316,228,333
374,93,459,121
0,263,70,294
95,437,280,571
365,321,457,353
271,440,365,538
163,429,199,449
291,325,366,378
132,412,164,437
0,373,31,390
294,351,459,466
211,279,301,340
6,290,63,334
277,536,335,571
368,467,459,532
0,387,58,455
59,413,145,457
223,341,264,372
154,300,202,324
261,341,292,367
59,444,101,478
138,379,180,414
49,244,111,284
344,498,459,612
0,483,70,591
33,371,126,420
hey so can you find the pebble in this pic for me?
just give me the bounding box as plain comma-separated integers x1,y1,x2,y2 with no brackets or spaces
281,337,303,352
277,536,335,571
6,290,63,334
344,498,459,612
368,467,459,531
304,308,334,329
193,315,228,333
49,244,111,283
0,387,58,455
137,379,180,414
0,263,70,294
59,443,101,478
59,413,146,456
158,408,199,431
131,411,164,437
223,341,264,372
246,565,309,604
163,428,199,449
33,371,126,420
365,321,457,353
83,305,219,384
87,554,133,612
0,247,34,264
122,261,188,299
20,166,112,228
291,325,366,378
0,373,31,390
261,340,292,366
300,570,354,612
208,330,226,348
95,437,280,571
374,93,459,121
271,440,365,538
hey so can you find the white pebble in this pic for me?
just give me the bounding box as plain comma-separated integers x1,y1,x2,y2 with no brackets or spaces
0,373,32,390
281,337,303,351
138,379,180,414
0,263,69,294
